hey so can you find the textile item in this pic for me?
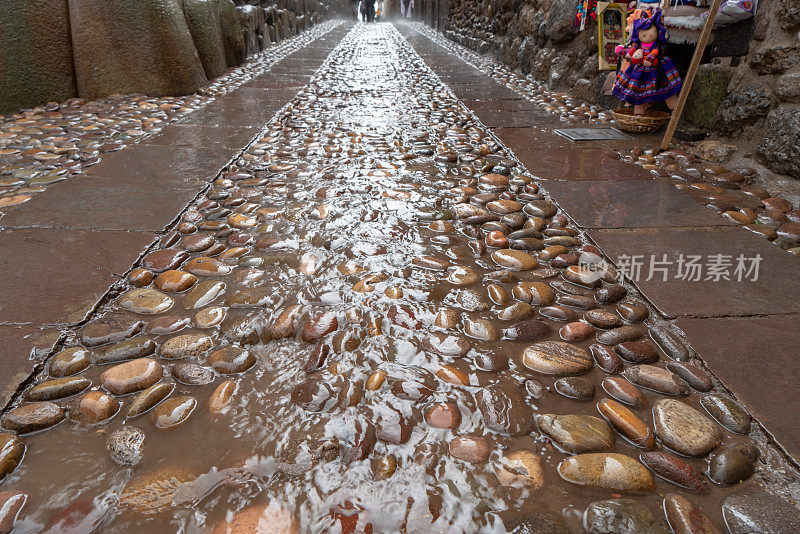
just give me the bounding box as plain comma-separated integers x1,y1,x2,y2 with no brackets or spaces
613,8,683,105
576,0,599,28
613,57,683,104
631,9,669,45
711,0,758,26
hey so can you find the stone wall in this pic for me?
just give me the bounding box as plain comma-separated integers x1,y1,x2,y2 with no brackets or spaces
430,0,800,179
0,0,334,115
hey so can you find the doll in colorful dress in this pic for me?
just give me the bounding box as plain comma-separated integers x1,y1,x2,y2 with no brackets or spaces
612,10,683,116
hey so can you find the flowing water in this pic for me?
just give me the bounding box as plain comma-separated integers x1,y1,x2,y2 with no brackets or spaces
0,23,794,533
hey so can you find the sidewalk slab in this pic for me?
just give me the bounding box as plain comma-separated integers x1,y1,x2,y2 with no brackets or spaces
472,109,555,128
143,124,257,149
82,144,237,184
588,226,800,317
177,104,272,128
0,325,62,409
0,228,157,325
677,315,800,460
516,146,653,181
0,173,200,232
540,179,736,229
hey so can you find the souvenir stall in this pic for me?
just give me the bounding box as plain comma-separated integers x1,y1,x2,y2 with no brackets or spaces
587,0,757,70
578,0,759,134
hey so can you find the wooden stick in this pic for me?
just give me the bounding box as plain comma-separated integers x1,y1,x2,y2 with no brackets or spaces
659,0,723,150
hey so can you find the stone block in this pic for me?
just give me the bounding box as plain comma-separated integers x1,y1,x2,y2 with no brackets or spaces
0,0,76,114
683,64,734,130
182,0,227,79
757,109,800,178
68,0,207,100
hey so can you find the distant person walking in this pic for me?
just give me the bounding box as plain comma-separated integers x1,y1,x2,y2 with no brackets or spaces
361,0,376,21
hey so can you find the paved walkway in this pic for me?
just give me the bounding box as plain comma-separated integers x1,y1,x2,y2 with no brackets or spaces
0,24,352,405
0,20,798,533
398,22,800,460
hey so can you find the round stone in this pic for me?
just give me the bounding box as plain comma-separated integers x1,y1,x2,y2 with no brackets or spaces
2,402,65,434
708,442,759,485
194,306,225,329
615,341,659,364
700,394,751,434
496,302,535,321
118,288,173,315
597,398,654,449
71,390,120,424
558,453,655,491
100,358,163,396
623,365,688,396
653,399,723,457
128,268,154,287
447,266,479,286
183,257,232,276
142,249,188,272
0,434,25,480
159,333,213,359
127,382,174,418
522,341,592,375
512,282,556,305
449,436,490,463
424,401,461,430
491,249,538,270
291,379,335,413
496,450,544,489
183,280,226,309
209,503,300,534
477,383,534,436
208,380,237,414
535,414,614,454
463,317,499,341
560,322,594,341
554,377,595,401
153,270,197,293
422,334,471,358
664,493,716,534
25,377,91,401
107,426,145,466
48,347,92,377
95,337,156,364
602,376,646,407
666,361,713,392
591,345,625,374
207,347,255,374
639,452,709,492
150,395,197,429
171,363,215,385
585,499,668,533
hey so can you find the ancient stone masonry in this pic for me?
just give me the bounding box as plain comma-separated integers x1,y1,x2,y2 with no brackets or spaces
0,0,335,114
431,0,800,179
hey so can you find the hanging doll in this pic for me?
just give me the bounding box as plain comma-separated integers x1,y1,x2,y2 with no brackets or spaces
612,9,683,116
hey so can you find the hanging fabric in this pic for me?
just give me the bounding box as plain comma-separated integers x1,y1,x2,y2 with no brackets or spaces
576,0,599,30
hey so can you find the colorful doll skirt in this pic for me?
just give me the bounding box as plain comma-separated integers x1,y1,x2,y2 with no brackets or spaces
612,58,683,105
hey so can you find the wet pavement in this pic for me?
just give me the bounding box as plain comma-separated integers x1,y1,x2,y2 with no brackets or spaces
0,21,344,211
0,20,799,533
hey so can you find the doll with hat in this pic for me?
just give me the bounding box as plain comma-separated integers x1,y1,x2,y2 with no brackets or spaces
612,9,683,116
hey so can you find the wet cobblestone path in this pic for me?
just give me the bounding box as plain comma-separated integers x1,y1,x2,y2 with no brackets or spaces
1,22,800,533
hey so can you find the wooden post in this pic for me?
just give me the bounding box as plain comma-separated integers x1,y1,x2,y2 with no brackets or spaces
659,0,723,150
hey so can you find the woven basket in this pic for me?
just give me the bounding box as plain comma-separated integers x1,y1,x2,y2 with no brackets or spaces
612,108,671,133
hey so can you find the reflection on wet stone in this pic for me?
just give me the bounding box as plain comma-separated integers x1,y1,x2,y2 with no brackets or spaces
1,22,795,533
